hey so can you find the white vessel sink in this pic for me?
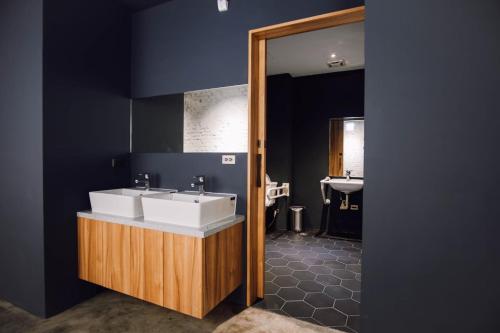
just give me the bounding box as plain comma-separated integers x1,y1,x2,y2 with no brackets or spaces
89,188,176,218
322,178,364,194
141,191,237,228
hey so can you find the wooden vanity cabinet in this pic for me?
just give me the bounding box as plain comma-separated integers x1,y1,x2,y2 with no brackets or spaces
77,217,243,318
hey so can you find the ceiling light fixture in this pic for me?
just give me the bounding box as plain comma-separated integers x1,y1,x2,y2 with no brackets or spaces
217,0,229,12
330,53,337,58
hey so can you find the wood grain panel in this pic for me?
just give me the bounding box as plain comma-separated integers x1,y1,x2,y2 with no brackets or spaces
246,35,267,305
130,227,145,300
103,223,131,294
203,223,243,315
329,119,344,177
78,218,104,285
250,6,365,40
164,233,203,318
143,229,164,306
246,5,365,306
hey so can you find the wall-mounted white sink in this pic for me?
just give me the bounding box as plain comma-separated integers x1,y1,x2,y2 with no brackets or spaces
141,191,237,228
321,178,364,194
89,188,176,218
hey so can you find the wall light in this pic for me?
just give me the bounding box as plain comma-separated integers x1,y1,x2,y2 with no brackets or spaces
218,0,229,12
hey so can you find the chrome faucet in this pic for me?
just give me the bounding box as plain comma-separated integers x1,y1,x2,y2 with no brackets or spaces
134,173,151,190
191,175,206,195
345,170,352,180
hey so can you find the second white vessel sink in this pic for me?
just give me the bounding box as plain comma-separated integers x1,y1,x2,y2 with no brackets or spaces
322,178,364,194
142,191,237,228
89,188,176,218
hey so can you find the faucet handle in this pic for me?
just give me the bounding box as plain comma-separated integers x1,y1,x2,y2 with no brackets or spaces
192,175,205,183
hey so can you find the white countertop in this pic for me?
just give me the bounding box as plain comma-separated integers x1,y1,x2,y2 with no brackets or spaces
77,211,245,238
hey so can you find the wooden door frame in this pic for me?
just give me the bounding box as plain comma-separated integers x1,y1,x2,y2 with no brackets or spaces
246,6,365,306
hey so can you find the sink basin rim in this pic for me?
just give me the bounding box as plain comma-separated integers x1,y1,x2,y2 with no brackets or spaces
321,178,364,194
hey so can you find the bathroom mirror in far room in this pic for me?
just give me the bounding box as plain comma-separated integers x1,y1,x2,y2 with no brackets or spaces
329,117,364,177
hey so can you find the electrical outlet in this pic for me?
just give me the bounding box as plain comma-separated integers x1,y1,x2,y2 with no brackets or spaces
222,155,236,165
350,204,359,211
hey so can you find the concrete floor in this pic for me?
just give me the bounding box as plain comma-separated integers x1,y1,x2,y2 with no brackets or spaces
0,291,245,333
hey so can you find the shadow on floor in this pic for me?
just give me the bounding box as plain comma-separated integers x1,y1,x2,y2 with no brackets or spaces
0,291,244,333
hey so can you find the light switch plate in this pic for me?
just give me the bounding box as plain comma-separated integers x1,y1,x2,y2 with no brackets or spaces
222,155,236,165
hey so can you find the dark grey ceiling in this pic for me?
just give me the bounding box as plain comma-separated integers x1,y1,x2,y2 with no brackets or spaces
120,0,172,11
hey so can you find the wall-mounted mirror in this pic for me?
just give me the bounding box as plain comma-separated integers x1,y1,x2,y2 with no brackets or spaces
329,117,364,177
131,84,248,153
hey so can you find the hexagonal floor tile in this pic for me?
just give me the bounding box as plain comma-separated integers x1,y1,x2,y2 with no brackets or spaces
337,257,359,265
265,271,276,282
331,269,356,280
313,308,347,327
287,261,308,270
304,292,335,308
275,243,295,249
324,261,346,270
270,266,293,276
282,301,315,317
315,274,341,286
335,299,360,316
352,291,361,302
266,252,284,259
277,287,306,301
274,275,299,287
265,282,280,294
267,258,288,267
317,253,337,260
259,294,285,310
309,265,332,275
297,280,324,292
341,279,361,292
345,264,361,273
282,255,302,262
302,258,324,265
280,248,299,255
323,244,343,250
347,315,361,332
297,250,318,258
292,270,316,281
296,317,322,326
325,286,352,299
330,250,348,256
349,252,362,259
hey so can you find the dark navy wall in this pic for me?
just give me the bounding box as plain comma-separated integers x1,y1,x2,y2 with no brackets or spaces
293,70,364,232
267,71,364,232
0,0,45,317
266,75,294,231
363,0,500,332
43,0,131,316
130,153,247,215
131,0,364,98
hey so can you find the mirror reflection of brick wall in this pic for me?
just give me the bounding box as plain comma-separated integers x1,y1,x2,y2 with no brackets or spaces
184,84,248,153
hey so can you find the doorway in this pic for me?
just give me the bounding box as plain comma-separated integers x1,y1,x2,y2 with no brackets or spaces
246,6,365,332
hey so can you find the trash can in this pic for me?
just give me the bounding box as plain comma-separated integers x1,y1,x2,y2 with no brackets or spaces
290,206,305,233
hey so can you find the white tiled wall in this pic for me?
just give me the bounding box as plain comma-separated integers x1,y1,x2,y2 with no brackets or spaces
343,120,364,177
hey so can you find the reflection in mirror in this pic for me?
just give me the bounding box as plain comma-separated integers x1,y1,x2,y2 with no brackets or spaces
131,85,248,154
329,117,364,178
